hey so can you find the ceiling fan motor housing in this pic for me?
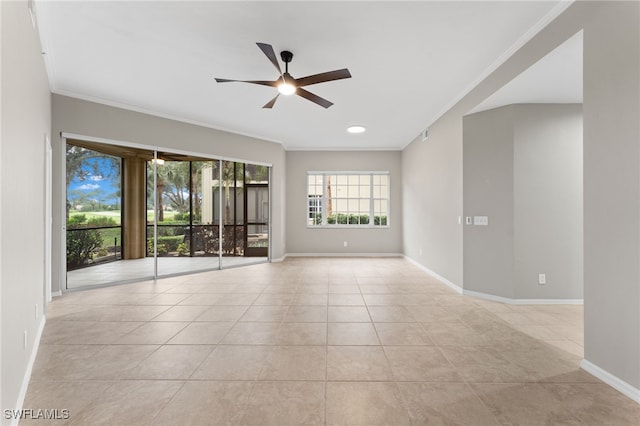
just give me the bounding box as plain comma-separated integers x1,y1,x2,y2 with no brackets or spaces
280,50,293,63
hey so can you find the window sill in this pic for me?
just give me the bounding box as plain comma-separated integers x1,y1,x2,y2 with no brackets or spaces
306,225,390,229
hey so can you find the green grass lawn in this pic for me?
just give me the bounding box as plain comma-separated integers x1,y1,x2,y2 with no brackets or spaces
147,210,178,222
97,227,122,250
69,209,181,225
69,210,122,224
67,209,185,253
68,211,123,250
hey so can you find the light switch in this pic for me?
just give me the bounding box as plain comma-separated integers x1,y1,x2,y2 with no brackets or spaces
473,216,489,226
465,217,472,225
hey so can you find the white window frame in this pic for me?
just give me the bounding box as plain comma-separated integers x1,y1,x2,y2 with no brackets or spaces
306,171,390,228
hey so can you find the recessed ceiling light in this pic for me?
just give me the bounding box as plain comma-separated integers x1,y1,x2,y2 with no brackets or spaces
347,125,366,134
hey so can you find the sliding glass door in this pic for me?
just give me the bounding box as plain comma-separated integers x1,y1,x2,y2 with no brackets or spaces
245,164,269,257
64,137,270,289
150,157,269,275
65,143,135,288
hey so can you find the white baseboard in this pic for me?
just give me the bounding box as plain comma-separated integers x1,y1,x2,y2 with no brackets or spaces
403,256,463,294
580,359,640,403
402,256,582,305
11,315,47,426
285,252,403,258
51,290,62,298
463,289,583,305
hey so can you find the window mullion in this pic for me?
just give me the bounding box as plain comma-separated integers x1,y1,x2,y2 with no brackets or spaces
322,174,327,226
370,177,374,226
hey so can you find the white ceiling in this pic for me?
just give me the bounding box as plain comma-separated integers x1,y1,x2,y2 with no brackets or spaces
469,30,582,114
35,1,575,150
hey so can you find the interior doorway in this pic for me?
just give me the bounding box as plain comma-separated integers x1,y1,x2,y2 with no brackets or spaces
461,30,584,356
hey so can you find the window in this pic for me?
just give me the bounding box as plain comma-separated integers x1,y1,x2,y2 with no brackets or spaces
307,172,389,227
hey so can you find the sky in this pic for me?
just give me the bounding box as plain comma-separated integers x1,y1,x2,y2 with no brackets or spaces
68,156,121,209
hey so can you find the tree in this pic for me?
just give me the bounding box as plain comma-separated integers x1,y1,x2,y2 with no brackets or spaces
147,161,190,222
221,161,244,224
245,164,269,183
66,145,119,218
161,162,190,213
147,161,213,223
326,175,333,219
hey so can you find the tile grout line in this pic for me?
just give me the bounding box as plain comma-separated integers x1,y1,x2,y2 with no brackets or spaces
27,259,609,425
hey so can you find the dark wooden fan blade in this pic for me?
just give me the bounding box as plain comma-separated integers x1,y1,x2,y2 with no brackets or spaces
262,94,280,109
256,43,282,76
296,88,333,108
214,78,278,87
295,68,352,87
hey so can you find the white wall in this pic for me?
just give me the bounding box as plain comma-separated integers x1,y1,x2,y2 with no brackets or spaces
402,0,640,394
463,104,583,300
1,0,51,421
51,95,287,292
1,1,3,412
286,150,402,255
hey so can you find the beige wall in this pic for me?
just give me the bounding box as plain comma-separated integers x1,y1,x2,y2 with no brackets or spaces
462,106,515,298
402,0,639,391
1,0,51,419
286,151,402,255
463,104,583,300
51,95,287,292
402,111,464,285
513,104,583,299
582,1,639,392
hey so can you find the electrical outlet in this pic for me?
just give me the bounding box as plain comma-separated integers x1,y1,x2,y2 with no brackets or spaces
465,217,472,225
23,330,28,349
538,274,546,285
343,241,348,247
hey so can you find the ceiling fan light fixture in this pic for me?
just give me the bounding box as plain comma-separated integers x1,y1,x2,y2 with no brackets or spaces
347,125,366,134
277,82,297,96
215,42,351,108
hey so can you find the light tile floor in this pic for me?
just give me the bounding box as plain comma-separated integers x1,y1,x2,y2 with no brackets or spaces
67,256,268,289
24,258,639,425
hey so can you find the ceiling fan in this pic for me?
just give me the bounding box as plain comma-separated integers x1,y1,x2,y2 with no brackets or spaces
215,42,352,109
